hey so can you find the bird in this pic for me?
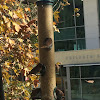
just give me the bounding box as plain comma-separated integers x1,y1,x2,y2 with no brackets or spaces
41,38,52,49
55,62,61,73
28,63,46,76
54,87,65,100
55,64,60,73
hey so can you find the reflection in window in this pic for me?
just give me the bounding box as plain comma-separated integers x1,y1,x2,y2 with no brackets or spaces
70,66,80,78
75,0,84,26
55,40,76,51
54,0,86,51
98,0,100,22
64,0,74,27
69,65,100,100
81,65,100,78
77,39,86,50
82,79,100,100
54,28,75,40
71,79,81,100
76,27,85,38
55,41,66,51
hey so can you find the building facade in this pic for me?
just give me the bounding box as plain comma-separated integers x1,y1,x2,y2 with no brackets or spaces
54,0,100,100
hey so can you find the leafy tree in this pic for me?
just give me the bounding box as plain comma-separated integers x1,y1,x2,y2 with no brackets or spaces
0,0,39,99
0,0,71,99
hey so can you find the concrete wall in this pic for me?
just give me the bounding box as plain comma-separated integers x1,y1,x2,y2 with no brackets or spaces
83,0,100,49
55,49,100,65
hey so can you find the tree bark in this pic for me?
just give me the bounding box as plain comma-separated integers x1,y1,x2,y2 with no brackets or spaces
37,2,56,100
0,65,5,100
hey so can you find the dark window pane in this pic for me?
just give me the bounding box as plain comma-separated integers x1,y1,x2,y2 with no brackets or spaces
70,66,80,78
75,0,84,26
77,39,86,50
57,22,64,28
81,65,100,78
54,28,75,40
71,79,82,100
76,27,85,38
58,67,66,76
66,40,76,51
82,79,100,100
55,41,66,51
64,0,75,27
98,0,100,22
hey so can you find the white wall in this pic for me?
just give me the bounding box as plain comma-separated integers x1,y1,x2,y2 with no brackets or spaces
83,0,100,49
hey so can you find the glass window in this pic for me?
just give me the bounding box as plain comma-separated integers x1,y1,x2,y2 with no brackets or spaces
77,39,86,50
76,27,85,38
54,28,75,40
98,0,100,22
81,65,100,78
71,79,81,100
55,41,66,51
62,65,100,100
70,66,80,78
64,0,75,27
58,66,66,76
75,0,84,26
54,0,85,51
66,40,76,51
55,40,76,51
82,79,100,100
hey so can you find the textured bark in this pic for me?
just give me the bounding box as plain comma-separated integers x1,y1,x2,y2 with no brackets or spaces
0,65,5,100
37,3,56,100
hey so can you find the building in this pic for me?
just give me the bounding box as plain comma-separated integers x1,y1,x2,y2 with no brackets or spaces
54,0,100,100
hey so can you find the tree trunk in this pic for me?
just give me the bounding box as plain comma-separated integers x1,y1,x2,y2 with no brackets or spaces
0,65,5,100
37,1,56,100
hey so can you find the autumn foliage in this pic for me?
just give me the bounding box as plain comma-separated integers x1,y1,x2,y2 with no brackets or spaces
0,0,71,99
0,0,39,99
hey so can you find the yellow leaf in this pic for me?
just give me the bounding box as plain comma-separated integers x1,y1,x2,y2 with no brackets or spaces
3,73,10,84
7,22,11,28
15,11,23,19
0,46,3,50
34,57,39,63
54,11,60,22
30,76,37,81
9,10,13,17
28,44,32,49
56,62,61,65
19,45,23,50
24,97,29,100
9,39,15,45
17,38,23,42
25,8,31,12
34,43,39,48
12,22,21,32
22,19,27,24
0,26,4,32
3,5,8,10
36,50,39,55
4,61,11,68
26,82,30,86
26,52,33,58
53,25,60,33
24,90,29,96
12,12,19,19
14,69,17,73
74,8,80,13
2,16,9,23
